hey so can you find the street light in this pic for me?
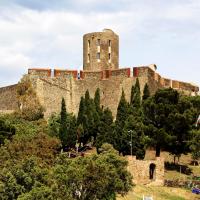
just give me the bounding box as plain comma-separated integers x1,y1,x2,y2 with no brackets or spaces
128,130,133,157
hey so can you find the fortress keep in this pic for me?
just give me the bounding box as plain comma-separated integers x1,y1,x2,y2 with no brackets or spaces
0,29,199,118
83,29,119,71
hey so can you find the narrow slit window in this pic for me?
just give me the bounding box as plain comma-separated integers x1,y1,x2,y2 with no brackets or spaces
108,53,111,63
97,39,100,46
88,53,90,63
108,40,111,47
88,40,90,49
97,52,100,60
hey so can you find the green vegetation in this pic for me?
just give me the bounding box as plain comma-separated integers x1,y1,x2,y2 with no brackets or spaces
118,184,195,200
142,83,150,101
0,80,200,199
0,140,132,200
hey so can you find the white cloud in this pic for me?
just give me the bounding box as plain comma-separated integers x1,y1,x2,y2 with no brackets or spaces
0,1,200,87
0,47,31,68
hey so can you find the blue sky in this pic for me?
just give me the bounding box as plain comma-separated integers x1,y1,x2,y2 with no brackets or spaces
0,0,200,87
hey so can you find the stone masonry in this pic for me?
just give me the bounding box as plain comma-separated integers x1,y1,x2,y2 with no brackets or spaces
83,28,119,71
127,156,165,186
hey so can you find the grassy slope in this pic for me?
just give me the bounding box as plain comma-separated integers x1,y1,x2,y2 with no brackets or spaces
117,185,199,200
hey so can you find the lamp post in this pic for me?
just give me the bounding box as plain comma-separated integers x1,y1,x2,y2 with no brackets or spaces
128,130,133,157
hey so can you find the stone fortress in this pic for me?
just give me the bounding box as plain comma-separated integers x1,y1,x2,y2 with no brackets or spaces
0,28,199,185
0,28,199,118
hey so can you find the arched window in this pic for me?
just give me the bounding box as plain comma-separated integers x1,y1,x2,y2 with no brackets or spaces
149,163,156,180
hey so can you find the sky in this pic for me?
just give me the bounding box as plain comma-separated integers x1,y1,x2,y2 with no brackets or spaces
0,0,200,87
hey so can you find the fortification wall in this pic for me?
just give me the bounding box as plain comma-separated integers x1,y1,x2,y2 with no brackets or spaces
0,84,18,113
34,78,73,118
73,76,136,117
133,66,199,95
30,67,149,118
34,75,136,118
28,68,51,78
1,66,197,118
54,69,78,79
127,156,164,186
26,66,199,118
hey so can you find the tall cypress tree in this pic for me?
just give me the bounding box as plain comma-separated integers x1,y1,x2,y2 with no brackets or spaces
85,90,90,107
115,89,129,153
66,114,77,148
77,90,97,145
116,89,129,125
94,88,102,116
96,108,114,152
130,78,141,108
142,83,150,101
77,96,85,125
77,95,89,145
59,97,67,147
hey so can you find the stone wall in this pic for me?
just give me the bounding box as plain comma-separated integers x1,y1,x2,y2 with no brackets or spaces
34,77,73,118
0,84,18,113
80,70,103,80
28,68,51,78
127,156,165,186
0,66,198,118
26,66,199,118
133,66,199,95
34,74,137,118
54,69,78,79
110,68,130,78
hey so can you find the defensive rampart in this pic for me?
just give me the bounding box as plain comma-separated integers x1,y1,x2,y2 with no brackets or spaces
27,66,198,118
0,66,198,118
133,66,199,94
0,84,18,113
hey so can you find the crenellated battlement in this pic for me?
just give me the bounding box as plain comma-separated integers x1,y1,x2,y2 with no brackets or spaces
28,67,199,94
133,66,199,93
28,68,131,80
54,69,78,79
28,68,51,77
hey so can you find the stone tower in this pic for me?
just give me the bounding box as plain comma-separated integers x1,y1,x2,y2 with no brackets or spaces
83,29,119,71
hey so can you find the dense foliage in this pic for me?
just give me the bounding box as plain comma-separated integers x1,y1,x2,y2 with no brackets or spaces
0,80,199,199
0,141,132,200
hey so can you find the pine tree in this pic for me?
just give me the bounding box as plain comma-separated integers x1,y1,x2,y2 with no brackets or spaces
143,88,185,157
142,83,150,101
122,115,146,158
59,98,67,147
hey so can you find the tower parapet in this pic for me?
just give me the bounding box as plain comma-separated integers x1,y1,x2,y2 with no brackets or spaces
83,29,119,71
